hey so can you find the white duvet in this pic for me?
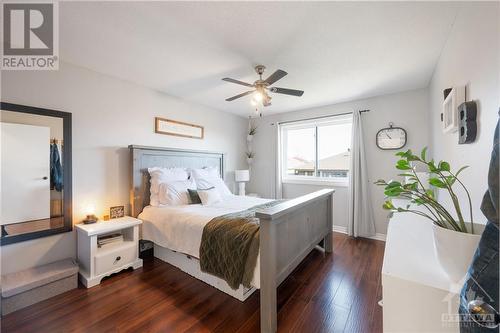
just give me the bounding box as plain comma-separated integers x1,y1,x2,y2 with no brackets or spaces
139,195,272,288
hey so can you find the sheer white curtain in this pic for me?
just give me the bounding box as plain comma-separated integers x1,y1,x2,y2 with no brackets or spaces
347,110,376,237
274,123,283,199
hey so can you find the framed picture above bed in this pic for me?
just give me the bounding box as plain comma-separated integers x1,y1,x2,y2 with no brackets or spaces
155,117,204,139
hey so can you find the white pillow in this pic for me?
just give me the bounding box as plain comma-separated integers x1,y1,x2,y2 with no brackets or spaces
190,168,232,196
158,179,196,206
191,167,219,179
197,187,222,206
148,167,188,206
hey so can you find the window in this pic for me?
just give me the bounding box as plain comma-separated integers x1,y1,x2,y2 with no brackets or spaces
281,114,352,185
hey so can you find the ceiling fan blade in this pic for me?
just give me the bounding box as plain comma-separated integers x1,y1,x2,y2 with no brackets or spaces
264,69,287,85
269,87,304,96
225,90,255,101
222,78,254,87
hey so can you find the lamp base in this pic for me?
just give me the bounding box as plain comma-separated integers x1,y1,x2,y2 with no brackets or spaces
238,182,246,196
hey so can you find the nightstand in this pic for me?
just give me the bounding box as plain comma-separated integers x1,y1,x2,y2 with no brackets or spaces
76,216,143,288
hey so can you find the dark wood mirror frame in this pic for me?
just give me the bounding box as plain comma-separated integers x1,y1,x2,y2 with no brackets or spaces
0,102,72,245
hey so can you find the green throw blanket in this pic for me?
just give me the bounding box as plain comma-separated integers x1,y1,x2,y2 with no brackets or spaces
199,200,283,290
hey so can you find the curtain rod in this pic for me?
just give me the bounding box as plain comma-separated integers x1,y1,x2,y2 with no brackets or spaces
275,109,370,126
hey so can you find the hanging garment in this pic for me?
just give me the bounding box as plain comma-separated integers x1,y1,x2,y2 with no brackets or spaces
50,143,63,192
459,118,499,331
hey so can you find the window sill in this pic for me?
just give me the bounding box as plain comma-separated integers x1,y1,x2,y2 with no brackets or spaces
282,178,349,187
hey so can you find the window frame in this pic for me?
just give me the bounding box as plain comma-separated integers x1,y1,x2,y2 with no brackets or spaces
280,114,352,187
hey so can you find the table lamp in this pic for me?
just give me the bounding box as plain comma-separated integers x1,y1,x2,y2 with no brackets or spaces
234,169,250,196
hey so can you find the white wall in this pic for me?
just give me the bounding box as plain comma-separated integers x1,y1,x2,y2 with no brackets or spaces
1,61,247,274
248,88,430,235
429,2,499,224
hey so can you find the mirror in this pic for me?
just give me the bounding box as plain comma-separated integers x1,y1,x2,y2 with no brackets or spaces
1,102,72,245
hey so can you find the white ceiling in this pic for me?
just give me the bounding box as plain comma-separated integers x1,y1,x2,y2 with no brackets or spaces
59,1,459,117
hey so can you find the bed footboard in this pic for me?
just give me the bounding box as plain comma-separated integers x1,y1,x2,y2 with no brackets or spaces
256,189,335,333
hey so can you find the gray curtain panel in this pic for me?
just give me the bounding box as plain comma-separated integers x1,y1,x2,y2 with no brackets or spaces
347,110,376,237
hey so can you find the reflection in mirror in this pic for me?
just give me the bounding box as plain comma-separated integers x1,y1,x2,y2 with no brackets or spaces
1,108,69,241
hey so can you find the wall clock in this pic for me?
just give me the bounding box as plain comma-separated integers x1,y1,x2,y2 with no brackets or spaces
376,123,407,150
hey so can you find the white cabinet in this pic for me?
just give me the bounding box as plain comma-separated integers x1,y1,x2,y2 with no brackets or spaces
76,217,143,288
382,210,462,332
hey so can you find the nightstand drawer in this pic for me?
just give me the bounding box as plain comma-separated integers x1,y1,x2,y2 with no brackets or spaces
94,242,136,276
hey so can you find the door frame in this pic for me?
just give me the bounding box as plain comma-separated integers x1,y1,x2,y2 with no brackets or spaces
0,102,72,245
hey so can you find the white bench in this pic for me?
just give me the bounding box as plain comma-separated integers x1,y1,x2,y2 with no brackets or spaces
1,258,78,315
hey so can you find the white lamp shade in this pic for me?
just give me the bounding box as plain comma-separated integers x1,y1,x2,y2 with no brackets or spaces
235,169,250,182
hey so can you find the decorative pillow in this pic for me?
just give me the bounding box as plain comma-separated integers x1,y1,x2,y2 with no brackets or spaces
148,167,188,206
158,179,196,206
197,187,222,206
188,187,215,204
190,168,232,197
187,189,202,204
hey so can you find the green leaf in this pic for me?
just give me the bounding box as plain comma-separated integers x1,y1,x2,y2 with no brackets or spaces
407,154,420,162
446,176,456,186
429,177,447,188
396,164,412,170
386,180,402,188
384,187,404,197
439,161,450,172
455,165,469,177
425,189,435,199
403,182,418,191
428,160,438,172
398,173,415,178
374,179,388,186
396,159,412,170
382,201,395,210
413,198,424,205
420,147,427,161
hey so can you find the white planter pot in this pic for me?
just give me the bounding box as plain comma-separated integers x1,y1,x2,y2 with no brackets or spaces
432,223,483,282
247,134,254,142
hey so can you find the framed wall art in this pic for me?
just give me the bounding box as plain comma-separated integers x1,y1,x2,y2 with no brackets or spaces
155,117,204,139
109,205,125,219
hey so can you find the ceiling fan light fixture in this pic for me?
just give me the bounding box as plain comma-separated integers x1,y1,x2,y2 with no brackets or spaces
222,65,303,112
253,91,263,102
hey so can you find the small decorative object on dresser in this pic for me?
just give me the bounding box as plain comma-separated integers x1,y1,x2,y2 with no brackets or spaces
76,216,143,288
82,204,98,224
110,205,125,219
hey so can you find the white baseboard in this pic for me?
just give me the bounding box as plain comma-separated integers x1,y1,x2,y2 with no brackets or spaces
333,225,386,242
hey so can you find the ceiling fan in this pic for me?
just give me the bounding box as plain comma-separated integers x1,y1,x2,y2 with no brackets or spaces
222,65,304,108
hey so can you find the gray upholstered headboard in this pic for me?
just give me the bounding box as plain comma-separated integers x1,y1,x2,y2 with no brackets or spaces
129,145,224,217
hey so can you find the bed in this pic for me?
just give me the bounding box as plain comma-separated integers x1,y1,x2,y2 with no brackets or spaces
129,145,334,333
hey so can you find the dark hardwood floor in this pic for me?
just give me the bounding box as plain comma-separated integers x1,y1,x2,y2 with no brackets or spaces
2,233,385,333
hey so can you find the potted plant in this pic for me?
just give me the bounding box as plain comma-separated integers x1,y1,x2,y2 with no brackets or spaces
375,147,482,282
246,151,254,165
247,125,257,142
